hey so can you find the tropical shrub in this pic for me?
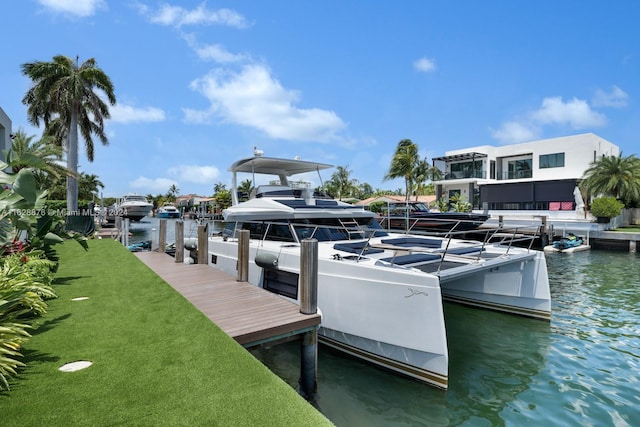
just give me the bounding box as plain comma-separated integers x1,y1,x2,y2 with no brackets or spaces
590,196,624,218
368,201,387,214
0,252,57,390
450,194,472,212
435,196,449,212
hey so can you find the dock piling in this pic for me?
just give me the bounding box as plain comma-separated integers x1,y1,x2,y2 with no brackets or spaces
158,219,167,253
175,221,184,263
197,224,208,264
299,238,318,399
238,230,249,282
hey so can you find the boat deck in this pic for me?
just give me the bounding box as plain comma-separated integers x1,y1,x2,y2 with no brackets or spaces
134,251,321,347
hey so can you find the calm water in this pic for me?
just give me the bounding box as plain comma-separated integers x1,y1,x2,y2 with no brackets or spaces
132,218,640,426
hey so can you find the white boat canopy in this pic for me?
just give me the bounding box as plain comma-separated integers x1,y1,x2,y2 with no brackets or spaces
229,156,333,205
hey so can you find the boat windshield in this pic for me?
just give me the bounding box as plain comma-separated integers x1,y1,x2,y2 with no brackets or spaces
223,217,388,242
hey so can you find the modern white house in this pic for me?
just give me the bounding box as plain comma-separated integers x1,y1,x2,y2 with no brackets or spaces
431,133,620,219
0,106,12,163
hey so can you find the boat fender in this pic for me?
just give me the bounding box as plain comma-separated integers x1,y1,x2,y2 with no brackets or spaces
255,252,279,269
184,238,198,250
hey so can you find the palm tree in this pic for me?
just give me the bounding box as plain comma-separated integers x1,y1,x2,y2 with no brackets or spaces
580,153,640,205
413,158,442,200
78,173,104,201
3,129,70,185
167,184,179,201
237,179,254,201
21,55,116,211
384,139,419,201
328,166,358,200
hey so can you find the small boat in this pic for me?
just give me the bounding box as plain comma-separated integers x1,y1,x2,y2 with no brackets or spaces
544,233,590,253
127,240,152,252
157,203,181,219
196,153,551,390
380,202,489,232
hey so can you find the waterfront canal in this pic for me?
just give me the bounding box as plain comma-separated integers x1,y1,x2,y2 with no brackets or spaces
129,218,639,426
253,249,640,426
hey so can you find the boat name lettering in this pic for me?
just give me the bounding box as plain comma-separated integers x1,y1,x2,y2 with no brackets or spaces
405,288,429,298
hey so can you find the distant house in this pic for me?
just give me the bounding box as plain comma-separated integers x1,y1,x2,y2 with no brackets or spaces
431,133,619,216
356,195,437,209
0,106,12,163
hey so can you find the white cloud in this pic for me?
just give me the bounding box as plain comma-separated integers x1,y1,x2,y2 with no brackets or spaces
143,3,248,29
491,121,540,145
37,0,106,17
130,176,178,193
592,85,629,108
414,57,436,73
531,97,606,129
110,103,166,124
168,165,220,184
182,34,247,63
187,65,347,142
492,96,607,144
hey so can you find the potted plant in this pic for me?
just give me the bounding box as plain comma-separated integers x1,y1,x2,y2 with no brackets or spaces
589,196,624,223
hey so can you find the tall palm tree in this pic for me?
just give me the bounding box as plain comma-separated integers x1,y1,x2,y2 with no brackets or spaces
384,139,419,201
21,55,116,211
580,153,640,205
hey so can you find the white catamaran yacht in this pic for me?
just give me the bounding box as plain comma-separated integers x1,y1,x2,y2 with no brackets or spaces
202,153,551,389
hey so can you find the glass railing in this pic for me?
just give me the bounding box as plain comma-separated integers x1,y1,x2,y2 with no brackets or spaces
498,170,532,180
443,170,486,180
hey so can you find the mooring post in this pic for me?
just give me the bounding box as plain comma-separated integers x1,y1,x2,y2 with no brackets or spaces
158,219,167,253
122,218,130,247
299,238,318,400
197,224,208,264
237,229,249,282
115,216,122,243
540,215,548,248
175,221,184,263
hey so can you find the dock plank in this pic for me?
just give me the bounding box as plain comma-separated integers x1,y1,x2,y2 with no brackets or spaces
134,251,320,346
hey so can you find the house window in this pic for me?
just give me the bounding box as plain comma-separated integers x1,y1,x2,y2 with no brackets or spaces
539,153,565,169
507,159,532,179
450,160,483,179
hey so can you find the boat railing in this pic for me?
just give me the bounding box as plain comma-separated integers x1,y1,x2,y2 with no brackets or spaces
216,219,544,268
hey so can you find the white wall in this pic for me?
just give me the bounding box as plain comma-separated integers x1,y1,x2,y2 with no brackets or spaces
0,107,12,163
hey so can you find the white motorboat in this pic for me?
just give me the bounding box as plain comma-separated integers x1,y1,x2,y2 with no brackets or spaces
106,194,153,222
202,154,551,390
157,203,181,219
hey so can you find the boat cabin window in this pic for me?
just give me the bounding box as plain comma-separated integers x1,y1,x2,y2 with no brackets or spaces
228,221,295,242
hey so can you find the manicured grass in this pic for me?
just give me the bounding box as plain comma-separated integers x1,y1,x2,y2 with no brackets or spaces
613,226,640,232
1,239,332,426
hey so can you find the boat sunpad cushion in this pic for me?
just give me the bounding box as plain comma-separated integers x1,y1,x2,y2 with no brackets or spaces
380,237,442,248
446,247,485,255
333,242,384,254
381,253,441,265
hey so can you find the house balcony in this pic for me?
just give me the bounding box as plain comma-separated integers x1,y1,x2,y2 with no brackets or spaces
498,170,533,180
443,170,486,180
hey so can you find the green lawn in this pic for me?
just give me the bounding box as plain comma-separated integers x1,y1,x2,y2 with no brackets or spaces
613,226,640,232
1,238,332,426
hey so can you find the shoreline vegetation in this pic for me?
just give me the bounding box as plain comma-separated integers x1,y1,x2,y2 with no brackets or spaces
1,238,332,426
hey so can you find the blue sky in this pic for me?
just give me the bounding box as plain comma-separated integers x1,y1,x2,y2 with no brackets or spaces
1,1,639,198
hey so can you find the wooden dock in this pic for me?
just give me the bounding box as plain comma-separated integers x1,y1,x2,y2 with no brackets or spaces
133,251,321,347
